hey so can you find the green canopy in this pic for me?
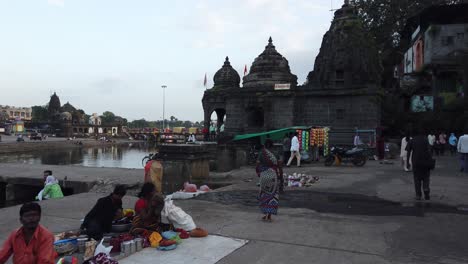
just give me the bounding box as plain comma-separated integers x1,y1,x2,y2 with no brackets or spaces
233,126,311,144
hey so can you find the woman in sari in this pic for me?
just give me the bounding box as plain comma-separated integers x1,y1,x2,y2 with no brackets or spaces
134,182,156,214
256,139,279,222
130,193,172,236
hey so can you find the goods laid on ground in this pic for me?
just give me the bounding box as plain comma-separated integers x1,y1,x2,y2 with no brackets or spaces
286,173,319,187
53,196,207,262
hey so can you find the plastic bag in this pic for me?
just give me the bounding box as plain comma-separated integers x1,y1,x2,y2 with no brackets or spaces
163,200,196,231
183,182,197,192
199,185,211,192
94,239,113,257
83,240,97,261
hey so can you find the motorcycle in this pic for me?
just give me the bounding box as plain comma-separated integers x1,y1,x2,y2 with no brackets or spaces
247,145,259,165
324,146,367,167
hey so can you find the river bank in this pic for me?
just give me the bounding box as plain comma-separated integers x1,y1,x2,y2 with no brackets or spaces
0,135,143,154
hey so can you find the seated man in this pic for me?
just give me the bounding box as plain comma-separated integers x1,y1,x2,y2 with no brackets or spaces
81,185,126,240
0,202,55,264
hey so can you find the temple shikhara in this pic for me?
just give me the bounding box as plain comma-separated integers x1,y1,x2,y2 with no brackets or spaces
202,1,382,135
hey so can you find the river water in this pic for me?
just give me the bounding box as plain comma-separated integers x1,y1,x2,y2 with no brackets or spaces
0,143,157,169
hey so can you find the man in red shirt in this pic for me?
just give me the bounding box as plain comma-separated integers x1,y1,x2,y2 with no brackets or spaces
0,202,55,264
202,127,209,141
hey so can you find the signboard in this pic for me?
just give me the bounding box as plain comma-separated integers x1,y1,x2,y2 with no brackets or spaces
404,46,414,74
411,95,434,112
411,26,421,41
274,83,291,90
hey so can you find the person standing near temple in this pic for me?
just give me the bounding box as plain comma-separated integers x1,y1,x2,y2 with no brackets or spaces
400,133,412,172
286,132,301,167
427,132,436,155
282,133,291,164
202,126,209,141
458,132,468,173
448,133,458,156
406,128,434,200
439,131,447,156
209,122,216,141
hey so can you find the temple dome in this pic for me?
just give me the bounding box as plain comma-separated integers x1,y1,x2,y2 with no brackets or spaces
213,56,240,89
243,37,297,89
60,112,72,121
61,102,76,113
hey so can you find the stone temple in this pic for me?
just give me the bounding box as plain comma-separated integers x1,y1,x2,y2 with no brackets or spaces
202,2,382,136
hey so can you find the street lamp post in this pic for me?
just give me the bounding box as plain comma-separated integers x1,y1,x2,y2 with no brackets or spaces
162,85,167,132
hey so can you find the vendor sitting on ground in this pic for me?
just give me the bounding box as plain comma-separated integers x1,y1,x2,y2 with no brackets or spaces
81,185,126,240
36,170,64,201
134,182,156,214
130,193,172,236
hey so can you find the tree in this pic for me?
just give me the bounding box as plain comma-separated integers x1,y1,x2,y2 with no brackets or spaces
100,111,116,124
0,111,8,122
128,119,149,128
354,0,463,89
31,105,48,122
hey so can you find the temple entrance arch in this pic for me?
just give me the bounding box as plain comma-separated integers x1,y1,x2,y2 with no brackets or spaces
246,107,264,128
209,108,226,133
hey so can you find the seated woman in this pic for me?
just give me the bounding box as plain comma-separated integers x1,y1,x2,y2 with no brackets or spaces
130,193,172,236
37,175,64,201
134,183,156,214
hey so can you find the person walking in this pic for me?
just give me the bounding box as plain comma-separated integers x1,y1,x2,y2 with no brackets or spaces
400,133,412,172
427,132,436,155
256,139,280,222
282,133,291,164
449,133,458,156
457,133,468,173
406,128,434,200
286,132,301,167
439,132,447,156
209,122,216,141
202,126,209,141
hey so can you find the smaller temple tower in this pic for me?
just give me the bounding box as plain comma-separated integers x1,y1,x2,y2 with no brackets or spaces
243,37,298,89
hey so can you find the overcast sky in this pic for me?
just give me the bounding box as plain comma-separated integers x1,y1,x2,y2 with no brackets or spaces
0,0,336,122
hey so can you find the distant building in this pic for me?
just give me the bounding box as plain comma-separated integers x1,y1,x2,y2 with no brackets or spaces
45,93,122,137
89,113,102,125
0,105,32,121
399,4,468,112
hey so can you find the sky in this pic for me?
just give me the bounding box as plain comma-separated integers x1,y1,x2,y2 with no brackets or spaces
0,0,336,122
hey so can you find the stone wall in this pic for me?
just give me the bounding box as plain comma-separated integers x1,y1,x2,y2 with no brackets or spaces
295,94,380,129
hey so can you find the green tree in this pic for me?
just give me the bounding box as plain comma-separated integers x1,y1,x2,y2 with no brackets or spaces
100,111,116,124
354,0,463,88
31,105,48,122
128,119,149,128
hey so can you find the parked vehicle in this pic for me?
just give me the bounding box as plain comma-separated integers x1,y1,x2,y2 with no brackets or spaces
29,133,42,141
324,146,367,167
141,152,160,167
247,145,259,165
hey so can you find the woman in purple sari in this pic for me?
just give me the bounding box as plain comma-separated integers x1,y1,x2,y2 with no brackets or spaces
256,139,279,221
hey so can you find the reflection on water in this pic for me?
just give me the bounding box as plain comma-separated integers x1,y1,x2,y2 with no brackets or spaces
0,143,157,169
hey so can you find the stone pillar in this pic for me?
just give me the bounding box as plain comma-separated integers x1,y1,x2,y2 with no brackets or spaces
156,144,210,194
